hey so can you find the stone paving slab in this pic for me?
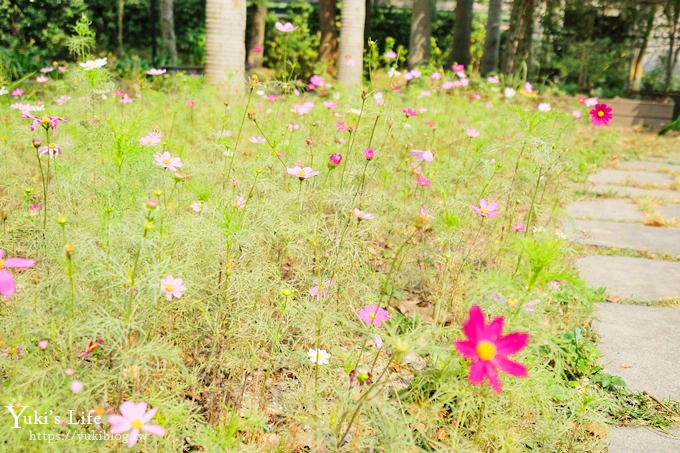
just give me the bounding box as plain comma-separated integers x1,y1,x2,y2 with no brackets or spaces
616,161,680,173
595,302,680,400
564,219,680,256
584,184,680,201
659,204,680,221
588,169,673,187
608,427,680,452
566,199,644,222
575,256,680,302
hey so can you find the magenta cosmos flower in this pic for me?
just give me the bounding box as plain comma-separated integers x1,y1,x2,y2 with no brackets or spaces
287,165,319,180
469,199,499,217
455,305,529,393
0,249,35,297
357,304,389,328
410,149,433,162
153,151,183,172
589,103,613,126
23,113,68,136
275,22,298,32
108,401,165,448
160,275,186,301
401,108,418,117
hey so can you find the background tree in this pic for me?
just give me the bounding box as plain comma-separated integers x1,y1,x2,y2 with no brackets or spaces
480,0,502,75
319,0,338,72
451,0,473,66
160,0,178,63
501,0,535,75
336,0,365,87
248,0,267,68
205,0,246,88
409,0,434,68
663,0,680,92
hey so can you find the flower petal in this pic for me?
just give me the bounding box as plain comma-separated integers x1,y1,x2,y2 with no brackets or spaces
119,401,138,420
109,418,131,434
495,332,529,355
468,360,486,385
143,423,165,436
128,428,140,447
141,406,158,424
454,340,478,359
485,362,502,393
462,305,485,342
3,257,35,268
0,269,16,297
494,357,528,378
486,317,504,341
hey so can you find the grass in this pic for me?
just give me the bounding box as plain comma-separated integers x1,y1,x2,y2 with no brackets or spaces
0,62,677,451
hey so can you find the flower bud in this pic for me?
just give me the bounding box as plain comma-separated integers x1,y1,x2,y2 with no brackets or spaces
146,199,159,210
363,148,374,160
32,139,41,149
329,153,342,167
56,214,68,225
281,287,293,298
64,243,75,257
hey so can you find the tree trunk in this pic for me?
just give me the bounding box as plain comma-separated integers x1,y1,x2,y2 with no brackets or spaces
664,2,680,93
336,0,365,87
629,6,656,92
319,0,338,72
480,0,502,75
117,0,124,55
451,0,473,67
408,0,433,68
248,2,267,68
160,0,178,63
205,0,246,90
501,0,534,75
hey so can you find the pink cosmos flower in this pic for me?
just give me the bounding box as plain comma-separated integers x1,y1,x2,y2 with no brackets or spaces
590,103,613,126
291,101,314,115
470,198,499,217
186,100,195,108
363,148,374,160
357,304,390,328
512,223,526,233
108,401,165,448
40,67,54,73
56,95,71,105
233,196,246,209
249,136,266,143
287,165,319,180
120,94,132,104
466,128,480,138
38,340,49,349
373,92,384,106
65,368,75,376
441,81,456,90
410,149,433,162
401,108,418,117
36,75,49,83
416,176,430,187
524,82,533,93
487,76,500,84
384,51,397,59
37,143,61,158
417,206,434,225
431,72,441,80
146,68,167,76
58,65,67,73
1,346,24,359
309,75,324,87
153,151,183,172
0,249,35,297
275,22,298,32
12,88,24,97
329,153,342,167
549,280,562,291
572,110,582,119
23,113,69,136
344,54,356,66
190,201,203,212
336,121,349,132
349,368,373,386
160,276,186,301
584,97,598,107
252,47,263,53
140,131,162,146
323,101,337,109
309,279,332,300
454,305,529,393
71,381,84,393
352,208,374,220
288,123,299,131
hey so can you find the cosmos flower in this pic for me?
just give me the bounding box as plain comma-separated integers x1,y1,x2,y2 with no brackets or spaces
307,348,331,365
0,249,35,297
160,276,186,301
80,58,108,71
589,103,613,126
287,165,319,180
275,22,298,32
357,304,389,328
469,199,499,217
146,68,167,76
352,208,374,220
153,151,183,172
410,149,434,162
108,401,165,448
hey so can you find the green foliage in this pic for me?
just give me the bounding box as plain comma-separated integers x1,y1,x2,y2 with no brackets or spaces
65,15,97,60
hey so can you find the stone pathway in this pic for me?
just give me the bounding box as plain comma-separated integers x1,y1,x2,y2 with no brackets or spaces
566,159,680,452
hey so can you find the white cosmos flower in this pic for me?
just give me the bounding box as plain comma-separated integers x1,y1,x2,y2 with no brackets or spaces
537,102,551,112
307,348,331,365
80,57,108,71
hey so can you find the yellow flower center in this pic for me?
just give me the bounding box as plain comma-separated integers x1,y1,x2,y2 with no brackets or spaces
0,259,4,269
49,143,56,149
480,208,489,214
41,116,50,124
476,341,496,361
507,298,519,306
597,110,604,118
131,419,143,430
165,285,174,292
369,312,376,319
163,158,170,164
298,169,306,177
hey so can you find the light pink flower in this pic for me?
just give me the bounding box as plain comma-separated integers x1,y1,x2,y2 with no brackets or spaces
160,276,186,301
431,72,441,80
71,381,83,393
287,165,319,180
249,136,266,143
37,143,62,158
146,68,167,76
309,279,332,300
487,76,500,84
512,223,526,233
140,131,162,146
401,108,418,117
12,88,24,97
584,97,598,107
291,101,314,115
410,149,433,162
344,54,356,66
466,128,480,138
572,110,582,119
0,249,35,297
56,95,71,105
524,82,533,93
275,22,298,32
323,101,337,109
357,304,390,328
36,75,49,83
373,92,384,106
40,67,54,73
352,208,374,220
233,196,246,209
23,113,68,136
108,401,165,448
384,51,397,59
363,148,374,160
469,199,499,217
38,340,48,349
190,201,203,212
65,368,74,376
416,176,430,187
153,151,183,172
